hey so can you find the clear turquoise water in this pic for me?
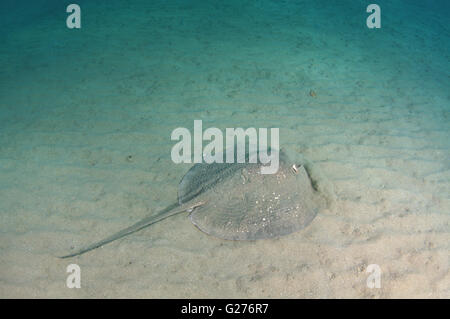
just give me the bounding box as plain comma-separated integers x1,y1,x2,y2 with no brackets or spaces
1,1,448,128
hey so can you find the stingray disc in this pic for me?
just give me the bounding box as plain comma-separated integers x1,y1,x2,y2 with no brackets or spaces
178,150,319,240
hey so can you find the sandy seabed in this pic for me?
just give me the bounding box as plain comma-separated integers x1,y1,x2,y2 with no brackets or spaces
0,1,448,298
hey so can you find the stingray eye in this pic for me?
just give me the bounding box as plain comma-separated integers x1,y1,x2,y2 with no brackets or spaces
291,164,299,174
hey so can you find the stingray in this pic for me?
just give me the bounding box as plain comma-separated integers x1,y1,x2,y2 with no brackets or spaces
60,150,321,258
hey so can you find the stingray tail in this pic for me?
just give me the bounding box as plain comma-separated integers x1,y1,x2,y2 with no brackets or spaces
59,203,186,258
